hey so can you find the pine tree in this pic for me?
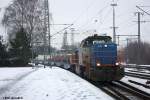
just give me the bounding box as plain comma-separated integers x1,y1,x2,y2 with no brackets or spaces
0,36,8,66
9,28,32,66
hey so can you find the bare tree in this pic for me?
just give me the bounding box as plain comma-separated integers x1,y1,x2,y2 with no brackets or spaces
125,41,150,65
2,0,45,43
117,48,125,63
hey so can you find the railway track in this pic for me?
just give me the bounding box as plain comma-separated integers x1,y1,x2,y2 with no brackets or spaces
128,80,150,89
68,68,150,100
124,65,150,71
127,70,150,75
68,67,150,100
125,72,150,80
98,81,150,100
100,85,131,100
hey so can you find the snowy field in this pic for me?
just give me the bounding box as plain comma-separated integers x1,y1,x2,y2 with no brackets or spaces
0,66,114,100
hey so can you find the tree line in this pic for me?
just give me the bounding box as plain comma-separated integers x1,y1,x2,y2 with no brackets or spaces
118,41,150,65
125,41,150,65
0,36,9,66
0,0,50,67
0,29,34,66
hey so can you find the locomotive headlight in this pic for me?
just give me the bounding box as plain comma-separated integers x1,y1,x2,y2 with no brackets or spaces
116,62,119,66
97,63,101,66
104,45,108,47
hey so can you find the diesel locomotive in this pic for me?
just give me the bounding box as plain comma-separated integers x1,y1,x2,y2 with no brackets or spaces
51,34,124,81
69,34,124,81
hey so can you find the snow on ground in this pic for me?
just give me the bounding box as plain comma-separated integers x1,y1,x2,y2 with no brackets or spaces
0,66,114,100
121,76,150,93
125,68,150,75
139,65,150,67
0,67,36,88
123,63,150,68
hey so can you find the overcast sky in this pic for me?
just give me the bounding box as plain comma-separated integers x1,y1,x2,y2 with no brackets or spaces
0,0,150,48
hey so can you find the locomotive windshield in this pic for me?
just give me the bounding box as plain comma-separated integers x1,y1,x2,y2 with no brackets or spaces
81,34,112,47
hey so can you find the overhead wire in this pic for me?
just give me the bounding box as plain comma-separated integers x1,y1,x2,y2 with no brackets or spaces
51,0,117,37
96,7,112,32
77,0,121,34
51,24,73,37
71,0,99,26
77,4,111,32
51,0,98,37
98,0,137,34
72,8,112,36
100,0,138,33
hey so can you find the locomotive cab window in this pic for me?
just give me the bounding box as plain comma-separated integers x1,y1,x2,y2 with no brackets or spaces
93,40,105,44
81,35,112,47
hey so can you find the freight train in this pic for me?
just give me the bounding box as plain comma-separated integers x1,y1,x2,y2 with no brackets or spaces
52,34,124,81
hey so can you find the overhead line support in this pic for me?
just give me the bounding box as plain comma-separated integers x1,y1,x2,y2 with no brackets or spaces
135,12,144,44
111,1,117,43
136,6,150,16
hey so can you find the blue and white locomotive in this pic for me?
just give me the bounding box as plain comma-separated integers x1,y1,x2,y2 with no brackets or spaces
70,34,124,81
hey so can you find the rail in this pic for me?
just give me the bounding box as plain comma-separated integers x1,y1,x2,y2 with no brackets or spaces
104,81,150,100
125,72,150,80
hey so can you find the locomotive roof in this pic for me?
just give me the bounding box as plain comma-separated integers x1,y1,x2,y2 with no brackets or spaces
80,34,112,47
84,35,112,42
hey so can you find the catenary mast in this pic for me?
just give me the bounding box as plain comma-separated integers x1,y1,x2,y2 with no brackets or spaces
43,0,51,67
111,0,117,43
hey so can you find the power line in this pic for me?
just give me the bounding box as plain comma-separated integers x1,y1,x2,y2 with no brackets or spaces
99,0,137,33
116,35,138,46
77,4,110,31
97,7,112,32
139,6,150,7
51,24,73,37
71,0,98,25
72,1,115,35
51,0,98,38
136,6,150,16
